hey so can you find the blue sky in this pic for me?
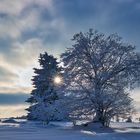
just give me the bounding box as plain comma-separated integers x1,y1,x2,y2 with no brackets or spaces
0,0,140,117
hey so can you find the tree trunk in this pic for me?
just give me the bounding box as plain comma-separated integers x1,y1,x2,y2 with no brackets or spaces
93,110,110,127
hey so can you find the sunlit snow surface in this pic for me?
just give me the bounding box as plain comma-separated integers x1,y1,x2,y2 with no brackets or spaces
0,120,140,140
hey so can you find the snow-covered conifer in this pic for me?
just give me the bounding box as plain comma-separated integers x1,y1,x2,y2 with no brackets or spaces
26,52,66,122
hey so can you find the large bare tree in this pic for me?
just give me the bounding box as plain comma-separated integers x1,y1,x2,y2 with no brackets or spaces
61,29,140,126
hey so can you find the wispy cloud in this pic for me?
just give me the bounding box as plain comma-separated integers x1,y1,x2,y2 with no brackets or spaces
0,104,28,118
0,66,18,82
0,92,29,118
0,93,29,105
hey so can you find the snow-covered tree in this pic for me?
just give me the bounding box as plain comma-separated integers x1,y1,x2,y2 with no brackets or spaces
61,29,140,126
126,116,132,122
26,52,66,122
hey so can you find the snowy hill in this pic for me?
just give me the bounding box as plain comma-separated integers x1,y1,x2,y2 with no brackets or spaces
0,120,140,140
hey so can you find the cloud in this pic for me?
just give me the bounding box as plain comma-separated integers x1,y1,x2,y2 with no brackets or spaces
0,0,27,16
4,38,45,67
0,38,46,93
0,66,18,82
0,0,53,16
0,7,40,39
0,86,32,94
0,65,23,93
0,92,29,118
0,0,56,40
0,93,29,105
0,0,66,66
0,104,28,118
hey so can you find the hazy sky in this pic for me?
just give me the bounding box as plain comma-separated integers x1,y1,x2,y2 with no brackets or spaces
0,0,140,118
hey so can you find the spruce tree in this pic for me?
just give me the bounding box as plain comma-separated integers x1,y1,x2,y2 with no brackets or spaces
26,52,64,122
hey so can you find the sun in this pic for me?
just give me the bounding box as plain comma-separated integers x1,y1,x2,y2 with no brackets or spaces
54,76,63,85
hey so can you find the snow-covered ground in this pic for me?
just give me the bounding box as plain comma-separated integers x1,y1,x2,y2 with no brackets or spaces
0,119,140,140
